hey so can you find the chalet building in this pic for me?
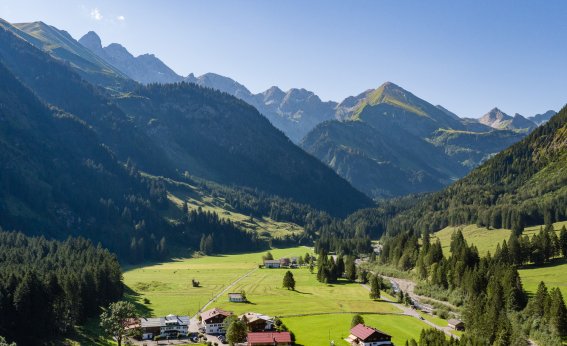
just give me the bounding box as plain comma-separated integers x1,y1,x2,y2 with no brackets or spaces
264,259,281,268
140,314,190,340
247,331,292,346
240,312,275,332
279,258,291,267
228,292,247,303
347,324,393,346
448,319,465,331
201,308,232,334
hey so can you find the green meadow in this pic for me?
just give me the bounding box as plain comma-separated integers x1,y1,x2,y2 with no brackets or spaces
281,314,426,346
123,246,435,345
433,221,567,257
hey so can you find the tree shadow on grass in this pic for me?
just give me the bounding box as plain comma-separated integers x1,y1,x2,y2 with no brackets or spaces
124,284,154,317
292,289,313,295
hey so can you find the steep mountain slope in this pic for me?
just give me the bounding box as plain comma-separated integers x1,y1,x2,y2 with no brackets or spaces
0,21,370,216
0,59,165,250
115,83,372,215
302,120,466,198
79,31,182,84
301,82,528,199
77,30,339,141
0,20,129,88
350,82,466,137
387,107,567,235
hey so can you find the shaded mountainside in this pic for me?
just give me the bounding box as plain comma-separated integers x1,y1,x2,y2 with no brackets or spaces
115,83,372,215
387,106,567,235
0,20,370,218
301,120,465,198
0,59,169,252
301,82,531,199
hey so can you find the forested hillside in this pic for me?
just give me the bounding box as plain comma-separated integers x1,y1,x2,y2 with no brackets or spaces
0,19,370,221
0,231,123,345
386,106,567,235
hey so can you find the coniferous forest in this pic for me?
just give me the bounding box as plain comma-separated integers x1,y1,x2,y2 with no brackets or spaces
0,231,123,345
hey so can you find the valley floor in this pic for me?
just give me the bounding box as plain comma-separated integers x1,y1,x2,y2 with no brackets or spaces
121,246,438,345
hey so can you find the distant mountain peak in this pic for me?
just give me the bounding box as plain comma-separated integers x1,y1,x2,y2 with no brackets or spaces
79,31,103,50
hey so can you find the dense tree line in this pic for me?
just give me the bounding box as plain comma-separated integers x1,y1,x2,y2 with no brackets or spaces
188,208,268,254
384,106,567,237
380,228,567,344
0,231,123,345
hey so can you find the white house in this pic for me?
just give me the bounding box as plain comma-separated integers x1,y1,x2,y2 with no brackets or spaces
264,260,280,268
140,314,190,340
201,308,232,334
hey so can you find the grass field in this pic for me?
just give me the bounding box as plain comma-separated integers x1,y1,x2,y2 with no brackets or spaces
519,258,567,297
282,314,425,346
433,221,567,257
123,246,436,345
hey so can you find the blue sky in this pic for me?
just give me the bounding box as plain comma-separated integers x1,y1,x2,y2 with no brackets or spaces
2,0,566,117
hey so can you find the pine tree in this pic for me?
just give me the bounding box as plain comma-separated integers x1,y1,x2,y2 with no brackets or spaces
369,275,381,300
283,271,295,290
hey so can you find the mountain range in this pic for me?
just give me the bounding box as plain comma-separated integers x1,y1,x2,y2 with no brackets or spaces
2,19,559,201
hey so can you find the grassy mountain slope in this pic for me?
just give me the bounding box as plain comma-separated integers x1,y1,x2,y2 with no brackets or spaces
0,19,130,89
301,82,524,199
387,106,567,235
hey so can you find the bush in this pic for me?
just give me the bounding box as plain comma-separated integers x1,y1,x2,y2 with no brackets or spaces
143,298,150,304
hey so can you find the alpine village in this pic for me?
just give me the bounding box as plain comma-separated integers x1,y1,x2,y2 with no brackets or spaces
0,2,566,346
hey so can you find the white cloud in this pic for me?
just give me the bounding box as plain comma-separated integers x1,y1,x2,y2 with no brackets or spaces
90,8,103,21
117,15,125,21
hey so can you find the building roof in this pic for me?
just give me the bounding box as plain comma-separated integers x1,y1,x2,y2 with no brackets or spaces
229,292,245,298
240,312,273,323
264,260,280,264
350,324,391,341
141,317,161,328
140,315,190,328
247,332,292,344
448,319,464,326
201,308,232,322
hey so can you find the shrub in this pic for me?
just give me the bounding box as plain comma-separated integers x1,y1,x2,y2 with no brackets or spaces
143,298,150,304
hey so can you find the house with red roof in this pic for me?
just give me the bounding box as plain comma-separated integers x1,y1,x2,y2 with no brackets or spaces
346,324,393,346
200,308,232,334
247,331,292,346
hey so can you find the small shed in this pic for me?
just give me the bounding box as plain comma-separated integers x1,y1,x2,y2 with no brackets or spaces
448,319,465,331
228,292,247,302
264,260,280,268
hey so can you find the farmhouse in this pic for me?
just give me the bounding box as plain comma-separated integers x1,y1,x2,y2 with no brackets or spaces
240,312,275,332
347,324,393,346
201,308,233,334
264,259,281,268
279,258,290,267
448,319,465,331
140,314,190,340
228,292,247,302
247,331,292,346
